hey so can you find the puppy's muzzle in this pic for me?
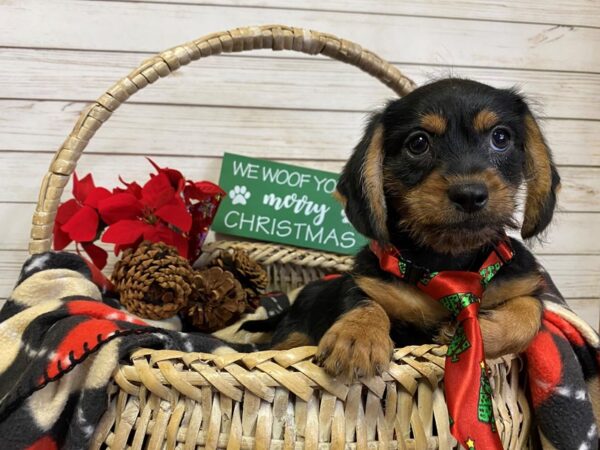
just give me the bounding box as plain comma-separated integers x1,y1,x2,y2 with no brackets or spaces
448,182,489,213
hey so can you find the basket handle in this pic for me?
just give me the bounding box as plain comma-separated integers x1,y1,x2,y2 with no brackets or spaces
29,24,417,254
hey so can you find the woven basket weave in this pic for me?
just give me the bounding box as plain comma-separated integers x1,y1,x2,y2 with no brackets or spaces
27,25,531,449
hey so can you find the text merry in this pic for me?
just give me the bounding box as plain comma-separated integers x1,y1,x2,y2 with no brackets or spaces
263,193,330,226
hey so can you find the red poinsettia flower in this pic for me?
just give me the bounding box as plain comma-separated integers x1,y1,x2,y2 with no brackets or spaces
184,180,225,204
54,159,226,267
79,242,109,270
53,173,111,268
185,181,226,261
98,171,192,257
112,176,143,198
147,158,185,194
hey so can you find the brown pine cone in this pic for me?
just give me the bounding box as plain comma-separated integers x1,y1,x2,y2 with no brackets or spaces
111,241,193,320
184,266,246,332
210,249,268,303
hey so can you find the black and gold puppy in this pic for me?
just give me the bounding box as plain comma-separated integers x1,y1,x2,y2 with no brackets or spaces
244,78,560,381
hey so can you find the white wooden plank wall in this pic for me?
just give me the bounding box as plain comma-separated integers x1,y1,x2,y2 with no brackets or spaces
0,0,598,329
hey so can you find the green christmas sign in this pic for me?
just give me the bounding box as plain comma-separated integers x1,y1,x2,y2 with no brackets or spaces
212,153,368,254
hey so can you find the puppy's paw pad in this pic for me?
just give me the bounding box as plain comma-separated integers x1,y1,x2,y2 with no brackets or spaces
316,326,393,381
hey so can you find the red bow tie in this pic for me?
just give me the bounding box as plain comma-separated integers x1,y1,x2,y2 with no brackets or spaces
370,240,513,450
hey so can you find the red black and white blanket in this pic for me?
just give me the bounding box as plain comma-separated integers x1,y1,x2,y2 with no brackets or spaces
0,252,255,450
0,252,598,449
525,274,600,449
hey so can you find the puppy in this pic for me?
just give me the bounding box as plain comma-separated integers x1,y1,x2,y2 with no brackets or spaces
243,78,560,381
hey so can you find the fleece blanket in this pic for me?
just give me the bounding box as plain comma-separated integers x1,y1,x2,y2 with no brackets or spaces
524,274,600,449
0,251,598,449
0,252,256,450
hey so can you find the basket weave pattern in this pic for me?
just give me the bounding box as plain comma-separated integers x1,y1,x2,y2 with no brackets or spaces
28,26,531,449
90,242,530,449
198,241,354,293
92,343,527,449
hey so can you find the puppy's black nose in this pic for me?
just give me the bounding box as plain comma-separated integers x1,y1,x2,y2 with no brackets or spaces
448,183,489,213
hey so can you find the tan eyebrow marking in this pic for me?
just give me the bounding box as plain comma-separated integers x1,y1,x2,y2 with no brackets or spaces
420,113,447,135
473,109,500,132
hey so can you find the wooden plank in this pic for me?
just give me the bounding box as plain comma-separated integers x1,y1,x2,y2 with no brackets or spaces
0,99,362,160
0,153,347,203
1,200,598,255
0,251,23,298
4,204,36,252
558,167,600,212
532,213,600,255
1,152,598,212
566,299,600,331
0,249,597,301
1,100,598,166
2,49,599,120
131,0,600,28
537,255,600,300
543,120,600,166
1,1,599,72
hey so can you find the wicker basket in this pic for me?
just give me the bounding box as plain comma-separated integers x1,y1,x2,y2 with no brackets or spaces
27,26,531,449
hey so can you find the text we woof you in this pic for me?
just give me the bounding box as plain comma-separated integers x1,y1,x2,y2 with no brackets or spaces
221,159,358,250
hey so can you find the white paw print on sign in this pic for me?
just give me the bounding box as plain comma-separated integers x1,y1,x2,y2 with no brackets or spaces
229,185,251,205
341,209,350,224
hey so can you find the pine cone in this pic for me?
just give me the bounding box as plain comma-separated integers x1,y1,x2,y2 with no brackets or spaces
184,266,246,332
112,241,193,320
210,249,268,303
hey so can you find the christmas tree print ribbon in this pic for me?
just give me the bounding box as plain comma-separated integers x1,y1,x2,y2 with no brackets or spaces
370,240,513,449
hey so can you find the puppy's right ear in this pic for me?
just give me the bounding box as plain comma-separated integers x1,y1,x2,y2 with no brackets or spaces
336,112,389,244
520,112,561,239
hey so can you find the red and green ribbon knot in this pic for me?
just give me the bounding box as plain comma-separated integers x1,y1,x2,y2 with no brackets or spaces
370,240,513,450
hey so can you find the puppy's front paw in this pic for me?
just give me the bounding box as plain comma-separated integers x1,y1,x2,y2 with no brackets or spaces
316,326,393,381
480,296,542,358
315,304,393,381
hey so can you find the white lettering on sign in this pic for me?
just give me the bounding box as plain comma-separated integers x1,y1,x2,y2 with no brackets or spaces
313,175,337,193
215,153,367,254
262,167,312,189
222,211,357,249
262,193,330,226
233,161,259,179
231,160,338,193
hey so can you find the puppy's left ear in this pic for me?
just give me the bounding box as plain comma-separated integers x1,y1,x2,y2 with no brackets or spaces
521,111,561,239
336,112,390,244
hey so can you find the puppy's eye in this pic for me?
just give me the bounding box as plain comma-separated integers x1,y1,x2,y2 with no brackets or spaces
490,127,511,152
406,133,430,156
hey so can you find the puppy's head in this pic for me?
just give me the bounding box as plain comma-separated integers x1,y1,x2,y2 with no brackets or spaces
337,78,560,254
